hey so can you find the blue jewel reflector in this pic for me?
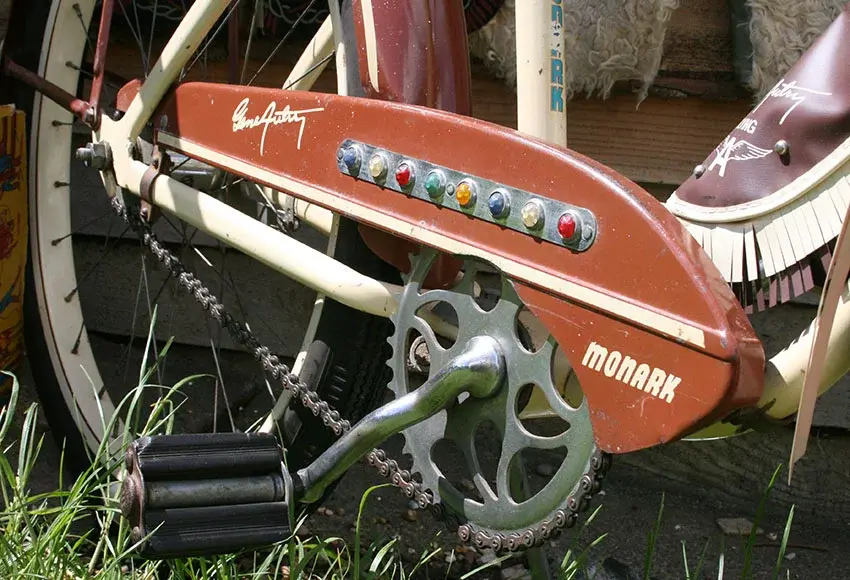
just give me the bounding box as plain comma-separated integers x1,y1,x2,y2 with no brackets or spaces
488,190,510,218
342,146,359,169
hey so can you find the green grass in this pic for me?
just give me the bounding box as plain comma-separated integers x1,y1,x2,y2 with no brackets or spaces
0,365,508,580
639,466,795,580
0,361,802,579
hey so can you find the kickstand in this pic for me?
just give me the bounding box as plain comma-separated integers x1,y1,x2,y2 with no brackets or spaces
508,459,554,580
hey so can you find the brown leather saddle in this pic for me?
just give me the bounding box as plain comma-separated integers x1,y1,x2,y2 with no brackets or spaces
668,4,850,311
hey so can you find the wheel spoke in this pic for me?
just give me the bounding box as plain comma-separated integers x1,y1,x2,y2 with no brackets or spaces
121,252,148,393
247,0,321,86
64,223,131,302
116,0,149,74
239,0,262,84
71,2,96,60
249,181,296,233
145,0,160,74
182,0,243,80
64,61,124,92
139,251,165,385
210,336,237,433
282,51,334,90
51,207,115,245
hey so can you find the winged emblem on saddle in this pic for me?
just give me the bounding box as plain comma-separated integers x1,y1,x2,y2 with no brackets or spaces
706,136,773,178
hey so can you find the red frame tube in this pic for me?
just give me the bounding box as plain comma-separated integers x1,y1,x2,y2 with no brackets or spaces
87,0,116,128
349,0,473,285
2,56,92,120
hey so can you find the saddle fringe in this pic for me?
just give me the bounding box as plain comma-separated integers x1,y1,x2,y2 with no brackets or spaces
669,160,850,313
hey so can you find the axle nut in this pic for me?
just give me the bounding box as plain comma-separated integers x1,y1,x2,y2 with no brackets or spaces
75,142,112,170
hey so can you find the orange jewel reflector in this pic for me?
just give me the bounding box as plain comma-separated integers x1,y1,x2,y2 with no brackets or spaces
456,181,476,207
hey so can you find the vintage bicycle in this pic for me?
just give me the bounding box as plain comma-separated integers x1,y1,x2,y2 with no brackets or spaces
1,0,849,559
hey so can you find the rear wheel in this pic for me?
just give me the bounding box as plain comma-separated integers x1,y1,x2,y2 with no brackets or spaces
10,0,399,493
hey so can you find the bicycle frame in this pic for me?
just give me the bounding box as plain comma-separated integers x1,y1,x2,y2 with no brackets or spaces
102,0,403,318
8,0,850,441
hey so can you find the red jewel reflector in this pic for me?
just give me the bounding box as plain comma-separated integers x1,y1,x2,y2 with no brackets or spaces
557,212,578,240
395,162,413,187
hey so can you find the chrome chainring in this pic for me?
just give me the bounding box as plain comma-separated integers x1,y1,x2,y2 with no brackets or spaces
387,248,599,541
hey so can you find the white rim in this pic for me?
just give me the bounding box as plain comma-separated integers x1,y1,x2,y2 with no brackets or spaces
29,0,341,454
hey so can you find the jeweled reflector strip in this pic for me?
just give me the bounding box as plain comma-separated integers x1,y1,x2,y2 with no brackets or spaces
336,140,597,252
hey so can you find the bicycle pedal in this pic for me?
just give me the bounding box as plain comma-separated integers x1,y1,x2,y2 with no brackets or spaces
120,432,292,559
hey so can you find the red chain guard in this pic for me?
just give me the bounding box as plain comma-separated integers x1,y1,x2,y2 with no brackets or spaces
153,83,765,454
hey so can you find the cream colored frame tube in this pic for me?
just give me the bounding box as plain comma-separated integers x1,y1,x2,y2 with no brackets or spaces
275,15,337,235
515,0,567,146
126,158,399,318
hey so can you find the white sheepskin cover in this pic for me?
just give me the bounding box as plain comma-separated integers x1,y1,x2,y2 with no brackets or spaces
467,0,681,101
747,0,848,99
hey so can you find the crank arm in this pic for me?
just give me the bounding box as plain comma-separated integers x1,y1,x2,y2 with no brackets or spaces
295,335,506,504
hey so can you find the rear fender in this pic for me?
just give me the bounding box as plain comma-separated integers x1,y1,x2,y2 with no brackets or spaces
341,0,472,287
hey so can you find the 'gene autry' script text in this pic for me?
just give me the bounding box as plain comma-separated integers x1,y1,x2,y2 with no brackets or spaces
232,98,325,155
751,78,832,125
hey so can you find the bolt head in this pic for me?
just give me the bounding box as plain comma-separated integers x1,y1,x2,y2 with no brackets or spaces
693,164,706,178
81,108,97,127
774,140,790,156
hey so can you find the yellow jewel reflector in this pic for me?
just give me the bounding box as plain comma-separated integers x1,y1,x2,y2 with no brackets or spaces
456,181,476,207
369,154,387,179
521,200,544,229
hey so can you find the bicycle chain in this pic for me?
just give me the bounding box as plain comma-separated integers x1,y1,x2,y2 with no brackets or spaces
109,194,611,553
